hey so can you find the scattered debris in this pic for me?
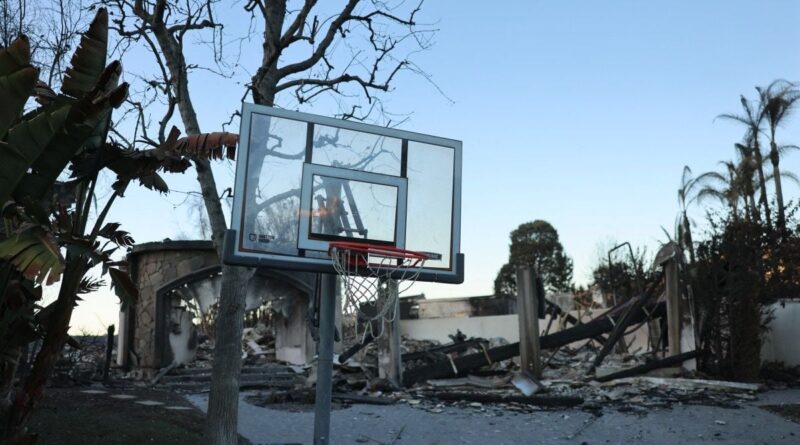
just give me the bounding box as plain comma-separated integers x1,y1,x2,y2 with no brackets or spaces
603,376,762,393
511,372,544,396
403,299,667,385
594,350,699,382
426,375,511,389
422,390,584,408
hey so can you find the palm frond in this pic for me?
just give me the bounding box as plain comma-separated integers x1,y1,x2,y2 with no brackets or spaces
695,187,727,203
765,170,800,187
715,112,750,126
77,277,106,294
777,144,800,155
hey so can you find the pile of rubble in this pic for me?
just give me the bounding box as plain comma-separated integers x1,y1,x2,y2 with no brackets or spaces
45,335,113,386
242,323,276,366
226,332,768,416
54,320,790,419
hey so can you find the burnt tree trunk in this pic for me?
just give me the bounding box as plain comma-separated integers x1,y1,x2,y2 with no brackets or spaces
142,12,257,445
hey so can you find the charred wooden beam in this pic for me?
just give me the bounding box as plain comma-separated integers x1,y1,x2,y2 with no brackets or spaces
589,297,645,370
402,339,487,362
423,390,583,407
545,299,609,344
590,274,662,370
332,393,396,405
590,277,660,371
402,301,666,386
337,332,376,364
593,350,699,382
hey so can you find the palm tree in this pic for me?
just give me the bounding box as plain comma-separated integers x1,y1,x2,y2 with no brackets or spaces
756,168,800,207
695,161,746,221
677,166,703,263
758,80,800,231
717,94,771,226
733,142,759,220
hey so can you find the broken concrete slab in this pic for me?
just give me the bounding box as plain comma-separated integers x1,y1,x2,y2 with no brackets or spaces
426,375,511,389
511,372,544,396
603,377,762,392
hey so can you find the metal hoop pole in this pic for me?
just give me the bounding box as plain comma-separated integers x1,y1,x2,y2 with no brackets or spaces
313,273,337,445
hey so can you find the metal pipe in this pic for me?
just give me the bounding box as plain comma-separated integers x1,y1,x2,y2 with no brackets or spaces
607,242,637,306
313,273,337,445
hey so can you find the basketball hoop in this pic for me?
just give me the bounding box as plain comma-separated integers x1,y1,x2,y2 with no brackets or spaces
329,242,429,340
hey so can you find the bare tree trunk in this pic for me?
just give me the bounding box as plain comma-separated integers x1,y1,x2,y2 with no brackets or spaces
770,141,786,232
139,11,255,445
682,212,695,264
753,139,772,228
4,259,88,443
205,264,251,444
118,2,435,443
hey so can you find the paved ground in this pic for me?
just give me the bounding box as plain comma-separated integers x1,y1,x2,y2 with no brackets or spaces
186,389,800,445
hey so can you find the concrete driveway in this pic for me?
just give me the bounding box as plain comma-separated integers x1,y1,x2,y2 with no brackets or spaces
186,389,800,445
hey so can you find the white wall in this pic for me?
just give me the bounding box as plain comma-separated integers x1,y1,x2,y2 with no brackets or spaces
761,299,800,367
401,314,520,344
401,312,652,351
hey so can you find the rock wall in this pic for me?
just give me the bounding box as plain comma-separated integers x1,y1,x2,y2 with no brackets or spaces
122,240,319,376
127,241,218,372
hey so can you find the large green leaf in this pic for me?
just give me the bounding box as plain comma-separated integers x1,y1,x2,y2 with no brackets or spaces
13,82,128,206
0,225,64,285
0,66,38,138
0,35,31,76
77,61,123,161
108,267,137,308
0,37,37,137
0,105,69,205
61,8,108,99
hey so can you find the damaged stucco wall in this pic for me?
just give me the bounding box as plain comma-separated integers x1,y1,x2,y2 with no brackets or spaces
122,240,320,374
274,294,316,365
761,299,800,367
123,240,218,373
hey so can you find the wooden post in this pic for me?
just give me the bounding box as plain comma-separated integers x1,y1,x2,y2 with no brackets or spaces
516,266,542,379
662,251,697,371
104,324,115,382
664,258,681,357
377,279,402,386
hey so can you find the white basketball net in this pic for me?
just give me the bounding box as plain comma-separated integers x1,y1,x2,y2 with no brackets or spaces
330,243,427,342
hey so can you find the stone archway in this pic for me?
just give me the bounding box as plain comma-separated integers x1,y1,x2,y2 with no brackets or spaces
122,240,317,376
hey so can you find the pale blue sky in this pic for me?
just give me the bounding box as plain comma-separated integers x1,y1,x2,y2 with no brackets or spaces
69,1,800,332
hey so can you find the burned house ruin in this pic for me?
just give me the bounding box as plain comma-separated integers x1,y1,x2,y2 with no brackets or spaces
116,240,320,377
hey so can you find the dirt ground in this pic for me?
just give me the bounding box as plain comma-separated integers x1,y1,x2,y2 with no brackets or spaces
28,386,250,445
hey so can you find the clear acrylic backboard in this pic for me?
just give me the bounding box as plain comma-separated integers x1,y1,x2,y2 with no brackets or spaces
223,103,463,283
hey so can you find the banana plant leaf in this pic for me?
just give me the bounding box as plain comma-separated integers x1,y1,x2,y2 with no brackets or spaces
172,130,239,161
108,267,137,308
0,225,64,285
13,81,128,207
0,34,31,75
97,222,135,247
61,8,108,99
0,34,36,136
9,8,119,208
0,65,37,137
0,106,70,206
